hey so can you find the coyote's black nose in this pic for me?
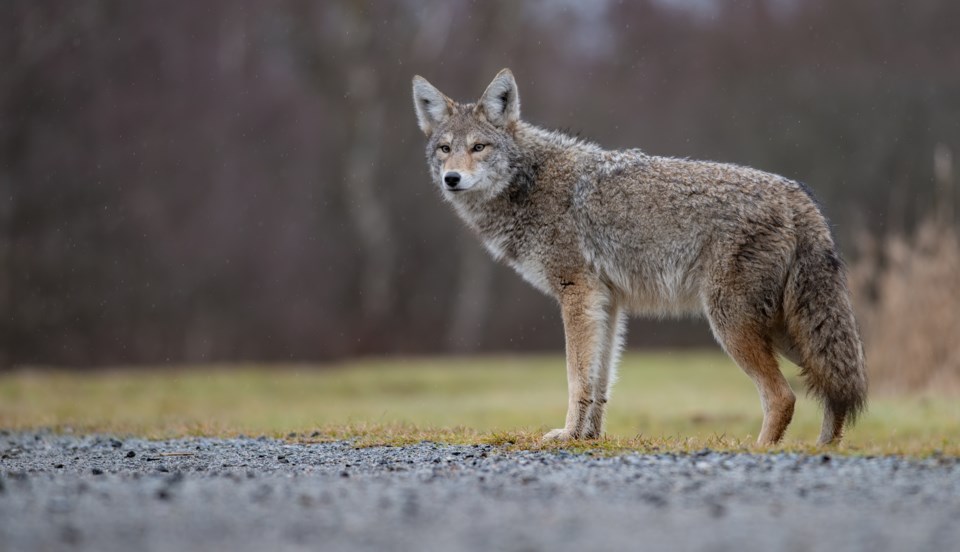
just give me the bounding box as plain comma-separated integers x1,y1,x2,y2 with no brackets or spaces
444,172,461,188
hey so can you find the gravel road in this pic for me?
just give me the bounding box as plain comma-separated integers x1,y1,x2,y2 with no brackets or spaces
1,432,958,552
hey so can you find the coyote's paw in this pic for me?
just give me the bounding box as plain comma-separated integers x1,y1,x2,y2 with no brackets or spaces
580,427,601,440
542,428,576,442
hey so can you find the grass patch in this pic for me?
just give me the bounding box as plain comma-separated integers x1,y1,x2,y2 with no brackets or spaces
1,352,958,456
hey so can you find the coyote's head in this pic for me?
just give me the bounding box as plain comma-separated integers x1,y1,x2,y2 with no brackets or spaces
412,69,521,198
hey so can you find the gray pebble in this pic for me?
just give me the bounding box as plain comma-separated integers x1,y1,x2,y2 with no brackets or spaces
0,432,957,552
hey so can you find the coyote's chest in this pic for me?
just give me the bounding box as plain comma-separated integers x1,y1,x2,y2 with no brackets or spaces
454,184,583,298
478,231,554,295
507,254,553,295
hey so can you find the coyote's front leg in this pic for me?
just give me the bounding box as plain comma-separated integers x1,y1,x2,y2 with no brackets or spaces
543,281,610,442
580,303,626,439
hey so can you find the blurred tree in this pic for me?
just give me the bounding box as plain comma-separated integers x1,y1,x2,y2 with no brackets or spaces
1,0,957,367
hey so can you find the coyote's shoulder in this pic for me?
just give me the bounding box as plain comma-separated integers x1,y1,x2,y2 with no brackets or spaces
412,68,866,446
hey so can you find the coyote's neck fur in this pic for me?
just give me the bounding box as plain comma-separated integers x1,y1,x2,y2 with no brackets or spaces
447,121,657,298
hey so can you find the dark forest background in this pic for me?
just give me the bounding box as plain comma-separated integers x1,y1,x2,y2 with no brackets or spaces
2,0,959,367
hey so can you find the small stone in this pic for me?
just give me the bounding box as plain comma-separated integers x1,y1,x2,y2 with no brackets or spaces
340,471,350,478
60,524,81,545
91,468,103,475
126,451,136,458
165,472,184,485
251,484,272,502
641,493,668,508
709,502,727,518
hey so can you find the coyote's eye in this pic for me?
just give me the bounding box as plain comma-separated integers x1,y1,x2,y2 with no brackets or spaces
439,145,451,154
472,144,486,153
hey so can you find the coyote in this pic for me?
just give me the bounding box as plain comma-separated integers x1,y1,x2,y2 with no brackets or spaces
411,69,866,445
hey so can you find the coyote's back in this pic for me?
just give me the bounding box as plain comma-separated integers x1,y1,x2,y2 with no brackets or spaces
412,68,866,445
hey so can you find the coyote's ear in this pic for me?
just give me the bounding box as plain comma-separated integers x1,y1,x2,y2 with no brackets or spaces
412,75,454,136
476,68,520,129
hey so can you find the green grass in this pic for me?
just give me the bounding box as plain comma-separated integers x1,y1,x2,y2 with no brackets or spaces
1,352,958,456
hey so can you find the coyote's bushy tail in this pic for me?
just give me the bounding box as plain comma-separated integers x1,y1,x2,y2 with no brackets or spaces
783,214,867,440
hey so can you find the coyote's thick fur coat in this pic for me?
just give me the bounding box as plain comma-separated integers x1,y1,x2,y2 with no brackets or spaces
412,69,867,445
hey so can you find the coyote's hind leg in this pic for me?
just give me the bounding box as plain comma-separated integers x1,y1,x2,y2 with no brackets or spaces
707,309,795,445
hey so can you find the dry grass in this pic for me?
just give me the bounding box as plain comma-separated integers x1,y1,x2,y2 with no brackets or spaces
851,219,960,392
297,421,958,457
2,352,958,456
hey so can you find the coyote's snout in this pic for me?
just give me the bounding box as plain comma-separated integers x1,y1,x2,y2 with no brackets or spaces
412,68,867,445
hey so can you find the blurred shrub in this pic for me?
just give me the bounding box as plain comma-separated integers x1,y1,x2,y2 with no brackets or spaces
851,218,960,392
